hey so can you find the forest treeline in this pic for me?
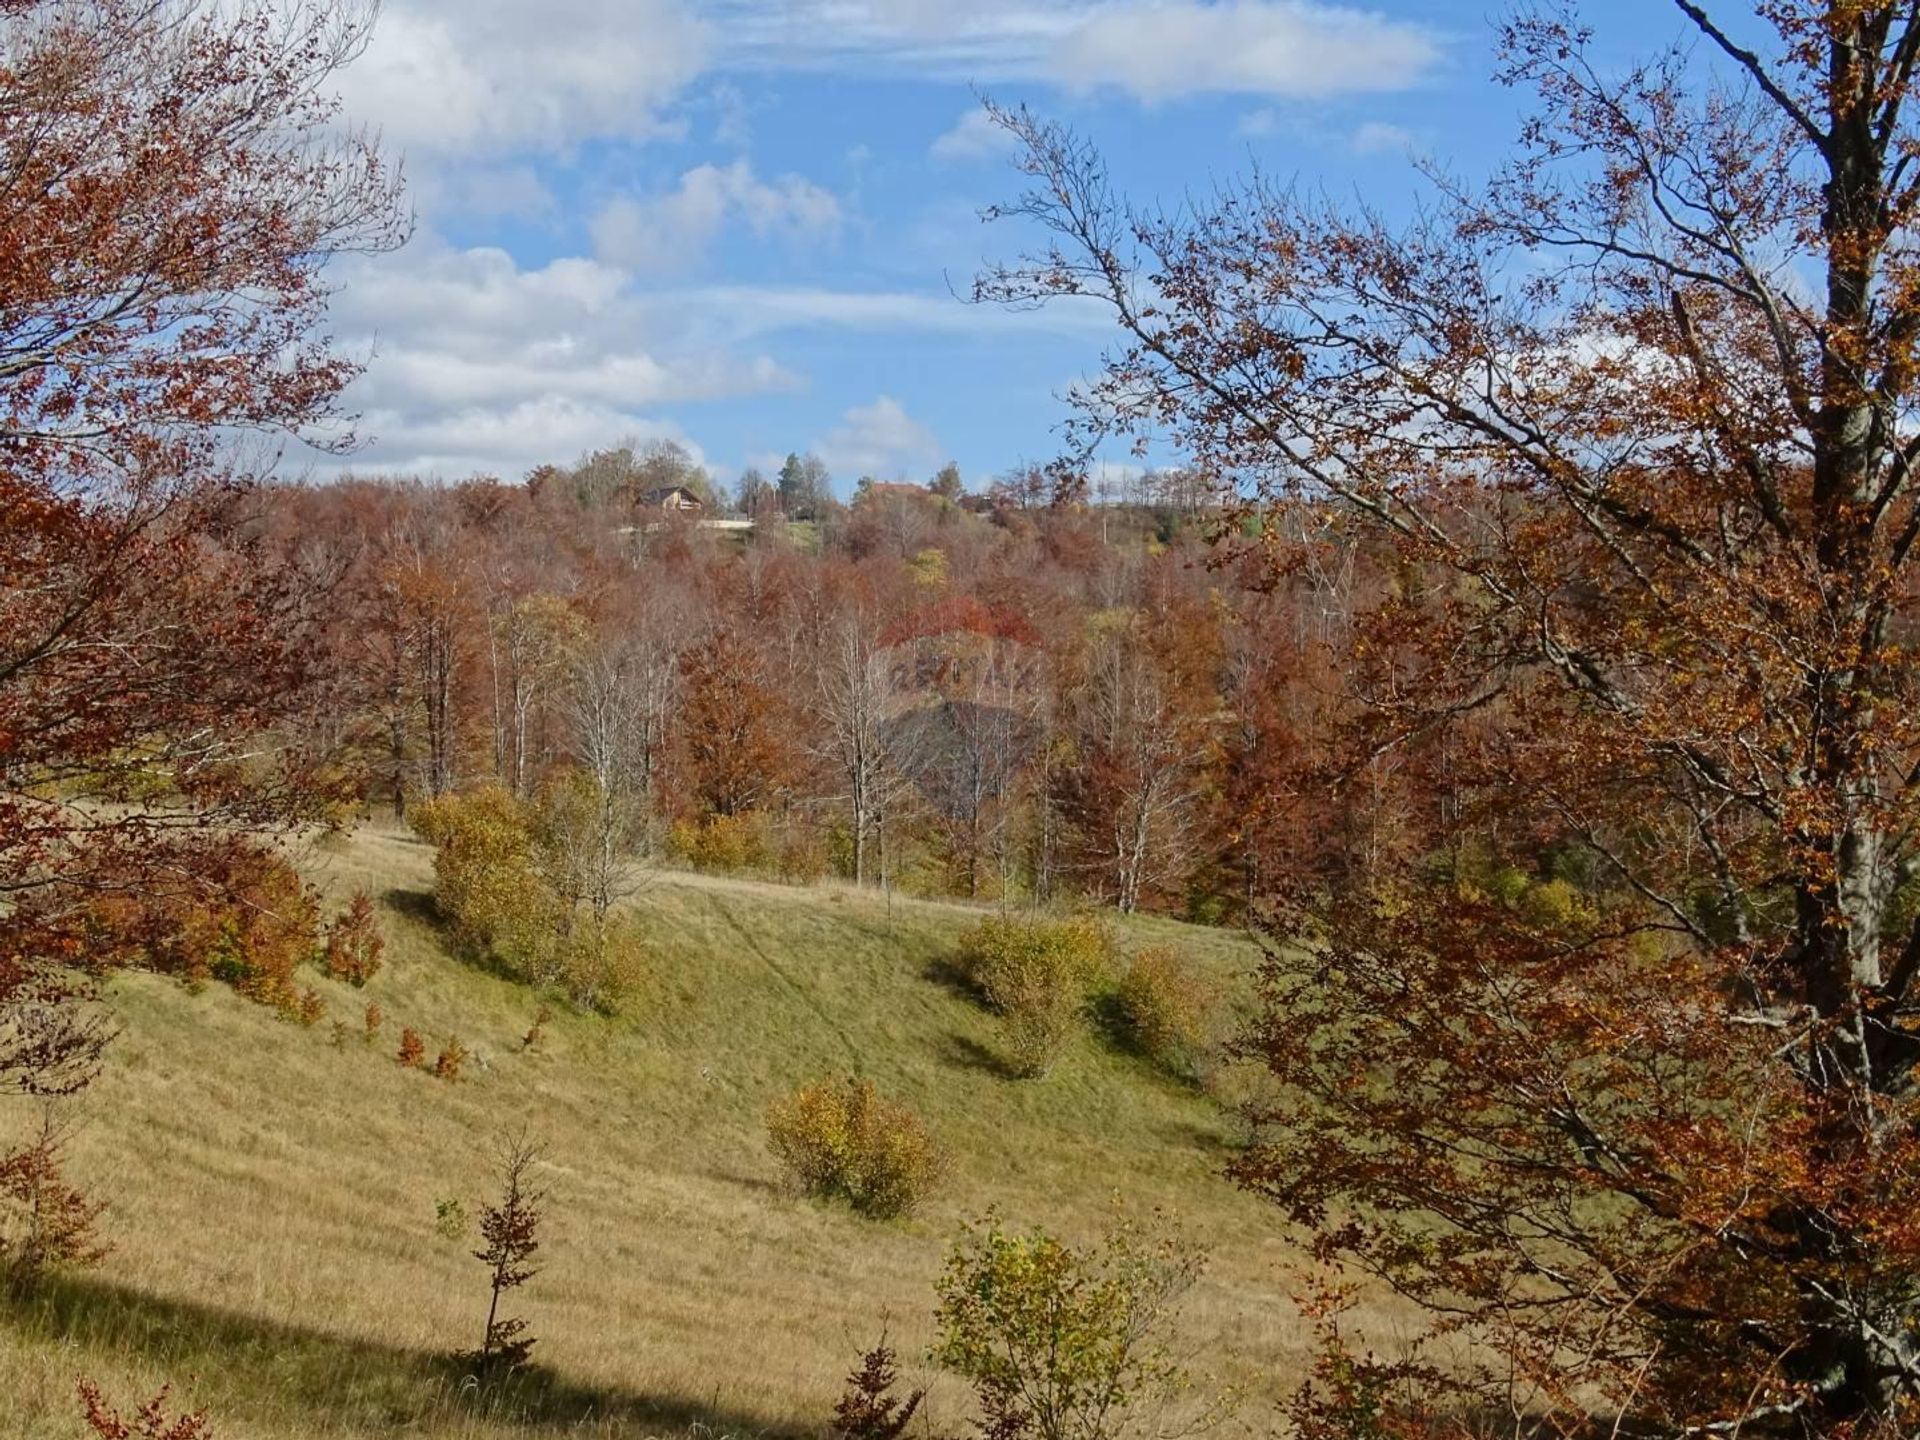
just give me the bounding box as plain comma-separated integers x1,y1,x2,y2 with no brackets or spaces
265,449,1376,924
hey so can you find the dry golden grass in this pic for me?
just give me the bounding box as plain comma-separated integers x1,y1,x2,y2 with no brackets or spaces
0,824,1315,1439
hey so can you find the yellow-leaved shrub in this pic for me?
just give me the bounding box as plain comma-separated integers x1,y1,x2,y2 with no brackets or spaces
766,1076,945,1218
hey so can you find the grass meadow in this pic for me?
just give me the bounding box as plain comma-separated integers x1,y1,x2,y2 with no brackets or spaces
0,824,1318,1439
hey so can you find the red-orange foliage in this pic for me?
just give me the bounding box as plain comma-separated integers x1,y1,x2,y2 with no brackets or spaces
433,1036,468,1082
0,1109,108,1287
323,892,386,987
471,1132,544,1372
983,0,1920,1431
0,0,403,1099
879,594,1041,648
363,1002,384,1045
78,1381,211,1440
397,1028,426,1070
80,845,320,1013
677,628,796,817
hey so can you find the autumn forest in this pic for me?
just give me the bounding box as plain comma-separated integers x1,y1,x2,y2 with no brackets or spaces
10,0,1920,1437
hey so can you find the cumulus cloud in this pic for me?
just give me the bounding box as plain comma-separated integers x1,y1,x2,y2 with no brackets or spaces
410,162,559,223
1051,1,1439,101
312,235,797,479
817,396,941,478
337,0,709,156
931,108,1019,161
590,161,844,274
329,398,708,483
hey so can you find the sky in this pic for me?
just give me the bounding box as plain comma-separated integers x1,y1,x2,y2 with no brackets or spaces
312,0,1700,497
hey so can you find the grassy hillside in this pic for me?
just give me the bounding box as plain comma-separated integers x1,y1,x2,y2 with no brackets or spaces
0,825,1309,1439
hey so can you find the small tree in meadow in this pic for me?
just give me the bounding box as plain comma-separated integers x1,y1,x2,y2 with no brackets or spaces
933,1207,1205,1440
833,1332,927,1440
433,1035,468,1081
396,1027,425,1069
0,1107,108,1292
322,891,385,986
470,1131,545,1373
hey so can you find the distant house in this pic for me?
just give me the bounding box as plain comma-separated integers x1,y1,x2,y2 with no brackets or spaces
635,484,705,514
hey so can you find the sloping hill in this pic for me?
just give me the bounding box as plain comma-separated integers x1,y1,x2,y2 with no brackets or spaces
0,825,1308,1439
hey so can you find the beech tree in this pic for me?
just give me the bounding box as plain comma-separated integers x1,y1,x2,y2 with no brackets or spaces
985,0,1920,1432
816,608,909,887
1056,613,1214,914
0,0,404,1095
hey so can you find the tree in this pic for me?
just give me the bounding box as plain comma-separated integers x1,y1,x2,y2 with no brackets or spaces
736,466,778,517
930,461,965,501
981,1,1920,1432
933,1207,1205,1440
0,1105,108,1291
0,0,404,1097
1056,615,1212,914
832,1334,926,1440
815,610,908,886
488,593,586,797
882,602,1044,899
470,1131,545,1373
778,451,831,520
678,628,796,817
322,891,386,987
560,648,652,912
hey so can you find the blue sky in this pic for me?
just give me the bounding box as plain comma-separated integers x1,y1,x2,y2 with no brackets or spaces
316,0,1696,496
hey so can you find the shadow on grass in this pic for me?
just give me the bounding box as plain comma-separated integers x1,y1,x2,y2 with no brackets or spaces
935,1032,1020,1080
918,955,984,1006
382,885,442,929
0,1273,809,1438
381,887,555,996
1088,992,1215,1099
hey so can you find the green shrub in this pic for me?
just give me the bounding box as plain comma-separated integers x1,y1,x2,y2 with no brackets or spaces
414,786,646,1011
933,1206,1206,1440
956,915,1115,1078
766,1076,945,1218
1115,946,1219,1078
411,787,554,970
556,920,646,1016
670,812,770,873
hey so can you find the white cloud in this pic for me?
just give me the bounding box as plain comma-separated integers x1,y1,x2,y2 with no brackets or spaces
1350,120,1412,155
338,2,1437,172
411,162,559,223
313,234,797,479
590,161,844,274
817,396,941,478
338,0,709,156
932,108,1019,161
332,398,706,482
662,284,1112,338
1237,108,1279,137
1052,2,1439,101
713,0,1439,100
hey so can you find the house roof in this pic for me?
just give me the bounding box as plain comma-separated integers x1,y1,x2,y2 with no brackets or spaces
636,485,703,508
